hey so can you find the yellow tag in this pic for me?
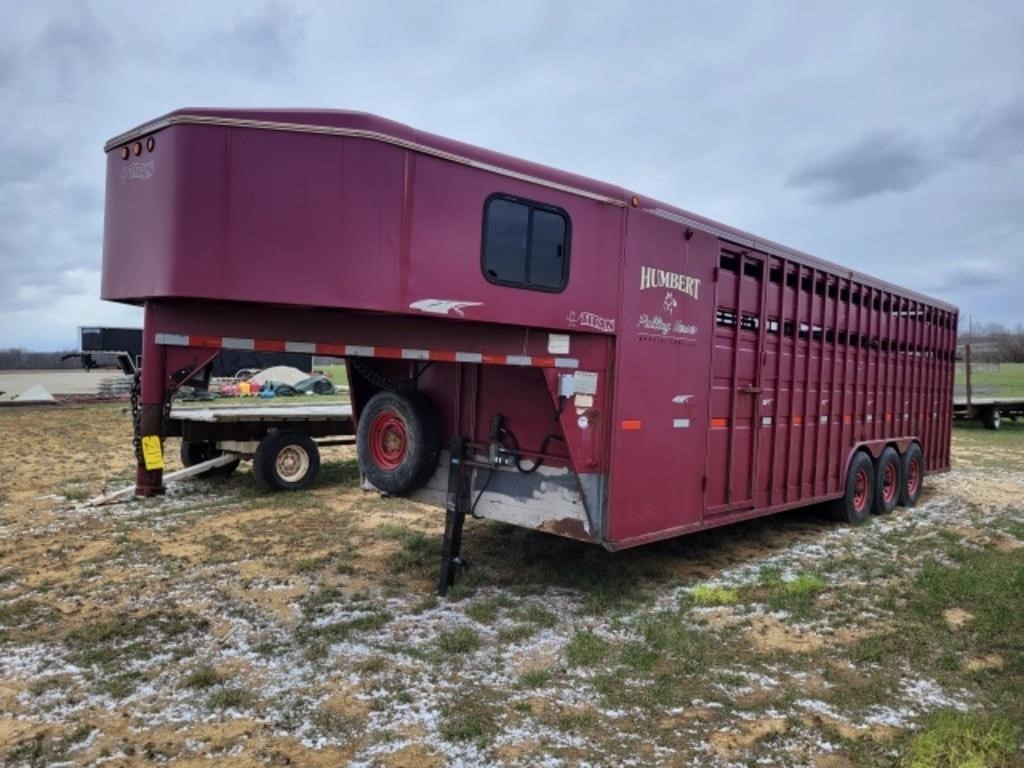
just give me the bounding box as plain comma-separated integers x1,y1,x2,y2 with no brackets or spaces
141,435,165,470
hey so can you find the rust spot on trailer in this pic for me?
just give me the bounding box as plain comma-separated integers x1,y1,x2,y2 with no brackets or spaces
539,517,591,541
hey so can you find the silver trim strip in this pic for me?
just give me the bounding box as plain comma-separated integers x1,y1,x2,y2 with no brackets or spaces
155,333,189,346
285,341,317,354
105,114,627,207
221,337,255,350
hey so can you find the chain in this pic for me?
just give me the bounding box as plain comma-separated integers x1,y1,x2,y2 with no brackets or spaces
130,370,143,464
130,370,173,466
350,358,416,392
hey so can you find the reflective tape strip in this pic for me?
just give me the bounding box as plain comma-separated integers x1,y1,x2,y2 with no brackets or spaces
346,345,375,357
152,335,580,368
673,418,691,428
820,415,828,424
761,416,772,427
221,337,255,350
155,333,189,346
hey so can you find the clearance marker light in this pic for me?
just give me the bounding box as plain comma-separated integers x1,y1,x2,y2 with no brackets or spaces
120,146,129,160
132,141,142,156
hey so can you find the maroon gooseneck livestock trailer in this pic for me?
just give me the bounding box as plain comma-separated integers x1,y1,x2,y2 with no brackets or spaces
102,109,956,592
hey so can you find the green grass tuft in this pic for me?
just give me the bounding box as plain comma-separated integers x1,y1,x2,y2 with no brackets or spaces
564,628,610,667
437,626,481,655
690,584,740,606
905,710,1020,768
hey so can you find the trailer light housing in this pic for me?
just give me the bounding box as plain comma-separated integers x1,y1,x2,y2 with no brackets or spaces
132,141,142,156
146,137,155,152
119,146,129,160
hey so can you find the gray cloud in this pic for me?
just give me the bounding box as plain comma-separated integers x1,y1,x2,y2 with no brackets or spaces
788,99,1024,204
788,133,939,203
196,3,305,80
0,2,1022,348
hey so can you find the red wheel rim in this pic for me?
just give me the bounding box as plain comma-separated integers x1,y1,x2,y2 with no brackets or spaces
907,458,920,496
853,468,869,512
882,462,897,504
369,411,408,470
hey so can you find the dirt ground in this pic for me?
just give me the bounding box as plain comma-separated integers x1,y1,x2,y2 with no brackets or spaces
0,405,1021,766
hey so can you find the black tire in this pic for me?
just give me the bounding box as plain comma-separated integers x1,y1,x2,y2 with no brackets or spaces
833,451,874,525
253,431,321,491
899,442,924,508
982,407,1001,430
179,440,240,478
873,446,901,515
357,390,441,495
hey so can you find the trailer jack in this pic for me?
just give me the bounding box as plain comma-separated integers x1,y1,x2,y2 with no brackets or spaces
438,436,471,596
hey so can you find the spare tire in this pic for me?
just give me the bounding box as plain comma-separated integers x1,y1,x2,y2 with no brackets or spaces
357,390,441,495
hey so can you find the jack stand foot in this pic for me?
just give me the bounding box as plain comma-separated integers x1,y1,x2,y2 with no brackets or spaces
438,436,470,596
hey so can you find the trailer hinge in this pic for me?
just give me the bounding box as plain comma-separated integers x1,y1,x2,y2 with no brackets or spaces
712,267,720,282
702,475,708,491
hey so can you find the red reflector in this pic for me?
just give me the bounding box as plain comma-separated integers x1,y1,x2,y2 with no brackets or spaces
621,420,642,430
792,416,804,426
710,418,728,428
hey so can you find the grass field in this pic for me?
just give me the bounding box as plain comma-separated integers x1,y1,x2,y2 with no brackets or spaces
0,406,1021,766
954,361,1024,398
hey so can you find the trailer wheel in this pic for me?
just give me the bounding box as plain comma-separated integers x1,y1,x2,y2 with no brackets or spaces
180,440,240,478
357,390,441,495
833,451,874,525
253,431,321,491
873,447,901,515
982,407,1001,430
899,442,924,508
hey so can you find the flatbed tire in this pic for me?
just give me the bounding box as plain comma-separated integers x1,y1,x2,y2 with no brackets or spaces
253,431,321,492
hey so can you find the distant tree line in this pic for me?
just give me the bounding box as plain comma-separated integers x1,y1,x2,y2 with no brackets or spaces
0,348,82,370
958,322,1024,363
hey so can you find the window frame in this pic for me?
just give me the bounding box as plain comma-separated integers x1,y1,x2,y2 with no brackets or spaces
480,192,572,293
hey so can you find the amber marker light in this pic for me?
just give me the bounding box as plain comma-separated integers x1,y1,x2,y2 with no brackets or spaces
146,137,155,152
120,147,129,160
631,196,639,207
132,141,142,156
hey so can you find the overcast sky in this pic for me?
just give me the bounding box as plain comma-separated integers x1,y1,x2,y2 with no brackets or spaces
1,1,1022,349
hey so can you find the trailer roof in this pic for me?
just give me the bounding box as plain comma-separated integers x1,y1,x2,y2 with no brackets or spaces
107,108,956,312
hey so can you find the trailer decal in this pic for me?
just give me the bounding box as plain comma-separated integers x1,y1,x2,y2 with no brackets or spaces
153,333,579,369
567,311,615,332
639,265,700,300
408,299,483,317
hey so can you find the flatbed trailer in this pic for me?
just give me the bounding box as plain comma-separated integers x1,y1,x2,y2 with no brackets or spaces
952,397,1024,430
167,403,354,490
100,108,957,593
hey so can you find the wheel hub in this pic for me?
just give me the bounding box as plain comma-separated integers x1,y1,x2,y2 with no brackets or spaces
369,411,408,470
276,445,310,482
